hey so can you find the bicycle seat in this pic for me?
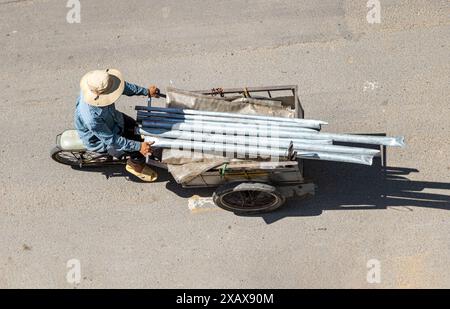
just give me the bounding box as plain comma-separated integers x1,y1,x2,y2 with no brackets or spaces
58,130,87,151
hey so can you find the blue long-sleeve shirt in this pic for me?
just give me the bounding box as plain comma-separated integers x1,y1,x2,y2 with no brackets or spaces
75,82,148,153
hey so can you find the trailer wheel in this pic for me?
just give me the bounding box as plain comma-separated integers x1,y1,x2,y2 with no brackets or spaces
213,182,285,214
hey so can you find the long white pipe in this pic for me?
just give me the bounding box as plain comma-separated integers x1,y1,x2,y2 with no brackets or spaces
141,118,319,133
136,106,327,127
137,111,322,130
139,128,332,144
144,137,374,165
139,128,379,155
140,120,404,147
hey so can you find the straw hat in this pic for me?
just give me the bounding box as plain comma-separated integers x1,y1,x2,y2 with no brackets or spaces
80,69,125,106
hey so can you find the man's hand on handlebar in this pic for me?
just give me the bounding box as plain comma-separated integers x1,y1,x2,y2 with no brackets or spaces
148,85,160,98
139,141,154,156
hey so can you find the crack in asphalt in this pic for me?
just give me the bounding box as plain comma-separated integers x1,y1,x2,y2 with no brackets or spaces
0,0,33,6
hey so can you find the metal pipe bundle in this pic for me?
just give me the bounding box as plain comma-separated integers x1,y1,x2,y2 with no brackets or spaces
144,136,374,165
135,106,327,128
136,106,405,147
140,119,404,147
135,105,405,165
138,128,333,145
138,128,379,156
141,119,319,133
136,110,322,130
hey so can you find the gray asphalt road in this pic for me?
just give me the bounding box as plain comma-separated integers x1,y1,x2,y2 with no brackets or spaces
0,0,449,288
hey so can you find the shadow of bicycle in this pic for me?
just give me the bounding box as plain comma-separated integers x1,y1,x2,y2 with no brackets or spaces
258,158,450,224
70,153,450,223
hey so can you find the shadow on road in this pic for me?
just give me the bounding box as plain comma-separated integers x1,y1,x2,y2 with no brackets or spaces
72,164,216,197
71,157,450,224
258,158,450,224
71,164,173,183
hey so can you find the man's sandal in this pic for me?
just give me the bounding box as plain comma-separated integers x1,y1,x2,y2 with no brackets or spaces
125,159,158,182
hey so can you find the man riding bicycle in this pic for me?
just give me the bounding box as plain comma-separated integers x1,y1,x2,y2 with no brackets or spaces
75,69,158,182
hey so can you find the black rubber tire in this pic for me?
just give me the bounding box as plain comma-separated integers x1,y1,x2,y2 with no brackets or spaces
50,146,82,166
50,146,125,167
213,182,285,214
